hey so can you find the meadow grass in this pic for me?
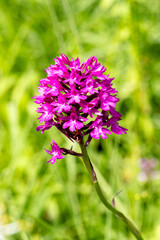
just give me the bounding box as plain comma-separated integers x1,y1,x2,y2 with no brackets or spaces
0,0,160,239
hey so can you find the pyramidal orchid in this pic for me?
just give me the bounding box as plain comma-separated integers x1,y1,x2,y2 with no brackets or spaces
34,54,143,240
34,54,127,161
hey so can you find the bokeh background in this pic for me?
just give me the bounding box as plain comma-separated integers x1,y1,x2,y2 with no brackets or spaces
0,0,160,239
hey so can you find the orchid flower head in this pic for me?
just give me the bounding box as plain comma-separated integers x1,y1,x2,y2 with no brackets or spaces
34,54,127,163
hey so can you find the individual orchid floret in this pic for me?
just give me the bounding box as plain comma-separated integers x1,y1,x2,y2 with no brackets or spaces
37,103,54,123
100,91,119,111
45,140,64,164
63,70,81,85
80,98,102,118
89,117,111,139
111,122,128,135
66,86,87,104
81,77,99,95
62,107,88,132
51,94,71,113
36,119,55,133
34,54,127,163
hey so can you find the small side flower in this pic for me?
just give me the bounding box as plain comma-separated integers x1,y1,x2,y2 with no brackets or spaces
45,140,64,164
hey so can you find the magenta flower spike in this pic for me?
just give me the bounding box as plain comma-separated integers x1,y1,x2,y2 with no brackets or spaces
34,54,144,240
34,54,127,162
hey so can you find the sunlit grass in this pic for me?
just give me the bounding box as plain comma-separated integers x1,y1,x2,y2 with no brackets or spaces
0,0,160,239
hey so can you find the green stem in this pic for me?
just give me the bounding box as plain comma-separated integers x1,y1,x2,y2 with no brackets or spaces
79,142,144,240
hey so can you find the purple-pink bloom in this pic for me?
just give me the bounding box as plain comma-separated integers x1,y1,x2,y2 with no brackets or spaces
51,94,71,113
45,140,64,164
80,98,102,118
66,86,87,104
100,91,119,111
89,117,111,139
62,107,88,132
34,54,127,163
111,123,127,135
36,119,55,133
81,77,99,95
37,103,54,123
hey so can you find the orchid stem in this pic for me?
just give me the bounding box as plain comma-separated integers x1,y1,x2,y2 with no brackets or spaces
79,142,144,240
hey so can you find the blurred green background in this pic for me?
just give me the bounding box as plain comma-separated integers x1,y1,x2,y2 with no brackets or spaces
0,0,160,239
